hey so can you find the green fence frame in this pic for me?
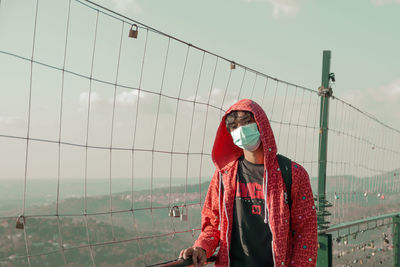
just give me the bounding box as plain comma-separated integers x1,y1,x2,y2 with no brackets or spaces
317,50,333,267
316,51,400,267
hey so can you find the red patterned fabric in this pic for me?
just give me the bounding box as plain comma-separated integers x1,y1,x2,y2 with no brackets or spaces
194,99,318,266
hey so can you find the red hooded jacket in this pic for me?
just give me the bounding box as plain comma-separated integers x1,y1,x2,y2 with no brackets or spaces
194,99,318,266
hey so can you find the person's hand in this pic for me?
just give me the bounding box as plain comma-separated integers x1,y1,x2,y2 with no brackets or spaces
179,247,207,267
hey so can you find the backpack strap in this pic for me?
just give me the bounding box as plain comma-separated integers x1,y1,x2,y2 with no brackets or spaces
277,154,292,210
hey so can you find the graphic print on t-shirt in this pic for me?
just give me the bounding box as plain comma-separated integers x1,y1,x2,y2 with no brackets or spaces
235,181,265,216
236,181,264,199
251,204,261,215
230,156,274,267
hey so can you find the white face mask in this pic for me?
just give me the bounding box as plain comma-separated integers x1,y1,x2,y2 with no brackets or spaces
230,123,261,151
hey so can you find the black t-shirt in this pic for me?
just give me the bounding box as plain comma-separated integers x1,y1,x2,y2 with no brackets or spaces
229,156,274,267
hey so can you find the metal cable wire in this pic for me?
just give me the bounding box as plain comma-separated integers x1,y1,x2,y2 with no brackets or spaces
0,0,399,266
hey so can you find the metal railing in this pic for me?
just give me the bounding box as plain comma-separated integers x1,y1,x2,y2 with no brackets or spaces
318,213,400,266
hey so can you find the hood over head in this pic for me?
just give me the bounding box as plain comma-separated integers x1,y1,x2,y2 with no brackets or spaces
212,99,277,171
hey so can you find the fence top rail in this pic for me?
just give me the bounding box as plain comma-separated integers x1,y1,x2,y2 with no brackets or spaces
319,211,400,234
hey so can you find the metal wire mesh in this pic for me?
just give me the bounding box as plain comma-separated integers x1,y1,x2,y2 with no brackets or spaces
0,0,399,266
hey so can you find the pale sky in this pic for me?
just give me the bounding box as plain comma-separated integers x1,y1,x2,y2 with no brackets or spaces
0,0,399,185
102,0,400,128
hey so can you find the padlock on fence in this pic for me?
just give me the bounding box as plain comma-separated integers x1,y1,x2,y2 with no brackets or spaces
169,206,180,218
129,24,138,38
180,205,188,221
16,215,25,229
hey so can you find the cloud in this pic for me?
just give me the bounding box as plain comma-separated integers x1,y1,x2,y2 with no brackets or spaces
268,0,301,18
78,90,148,111
185,87,224,104
243,0,303,18
341,79,400,129
211,87,223,98
386,79,400,96
186,87,241,112
372,0,400,6
78,92,102,112
0,115,25,131
115,90,140,106
370,79,400,106
108,0,142,15
79,91,101,105
0,116,18,126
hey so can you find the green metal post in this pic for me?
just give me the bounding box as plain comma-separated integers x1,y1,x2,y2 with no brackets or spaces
317,51,333,267
394,215,400,267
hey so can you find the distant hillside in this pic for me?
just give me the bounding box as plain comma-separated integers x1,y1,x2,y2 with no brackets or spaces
0,216,192,267
2,170,400,266
310,167,400,194
0,181,210,266
0,178,211,216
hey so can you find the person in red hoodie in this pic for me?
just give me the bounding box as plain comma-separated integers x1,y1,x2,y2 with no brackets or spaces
180,99,318,266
